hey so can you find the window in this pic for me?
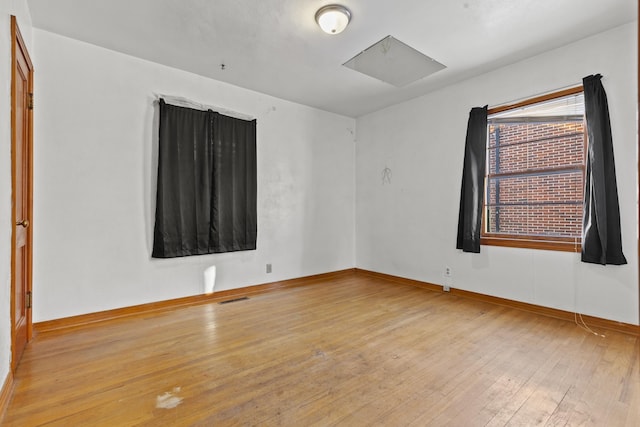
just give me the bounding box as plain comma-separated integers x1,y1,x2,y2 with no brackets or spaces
481,88,585,252
153,100,257,258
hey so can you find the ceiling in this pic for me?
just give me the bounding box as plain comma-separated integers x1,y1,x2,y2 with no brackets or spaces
27,0,636,118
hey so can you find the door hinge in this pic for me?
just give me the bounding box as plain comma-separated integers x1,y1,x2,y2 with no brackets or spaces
26,291,32,309
27,93,33,110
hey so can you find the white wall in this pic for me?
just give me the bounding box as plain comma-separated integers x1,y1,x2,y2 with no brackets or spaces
356,23,638,325
32,29,356,322
0,0,32,381
29,22,640,326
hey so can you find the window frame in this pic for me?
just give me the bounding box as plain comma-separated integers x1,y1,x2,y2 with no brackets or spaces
480,86,586,253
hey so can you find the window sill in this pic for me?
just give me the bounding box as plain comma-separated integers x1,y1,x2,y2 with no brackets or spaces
480,235,581,253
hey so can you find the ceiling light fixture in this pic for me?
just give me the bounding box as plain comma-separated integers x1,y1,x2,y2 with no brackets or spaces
315,5,351,35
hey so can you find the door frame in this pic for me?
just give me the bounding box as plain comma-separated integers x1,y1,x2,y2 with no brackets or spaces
10,15,34,372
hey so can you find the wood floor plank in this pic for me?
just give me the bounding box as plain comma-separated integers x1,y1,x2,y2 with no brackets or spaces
4,271,639,426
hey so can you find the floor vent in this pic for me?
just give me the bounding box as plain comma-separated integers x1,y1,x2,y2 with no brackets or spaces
219,296,249,304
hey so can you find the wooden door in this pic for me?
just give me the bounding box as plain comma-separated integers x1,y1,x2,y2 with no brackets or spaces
11,16,34,372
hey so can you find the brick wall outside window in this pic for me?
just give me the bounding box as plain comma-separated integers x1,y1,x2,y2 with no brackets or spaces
485,121,585,238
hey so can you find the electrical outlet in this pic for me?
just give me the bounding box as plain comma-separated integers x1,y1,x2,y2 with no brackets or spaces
443,266,452,292
266,263,272,274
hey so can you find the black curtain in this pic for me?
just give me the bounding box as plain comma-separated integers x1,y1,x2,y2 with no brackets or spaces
153,100,257,258
456,106,488,253
581,74,626,265
210,112,257,253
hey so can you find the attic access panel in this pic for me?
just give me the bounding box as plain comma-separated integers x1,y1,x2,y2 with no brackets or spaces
343,35,446,87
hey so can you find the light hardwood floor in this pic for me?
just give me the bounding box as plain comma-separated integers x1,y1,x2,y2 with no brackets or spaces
5,271,640,426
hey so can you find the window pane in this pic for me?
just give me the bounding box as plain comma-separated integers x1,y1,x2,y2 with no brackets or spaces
485,204,582,238
485,170,583,238
488,93,584,122
488,122,584,174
